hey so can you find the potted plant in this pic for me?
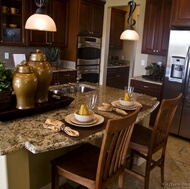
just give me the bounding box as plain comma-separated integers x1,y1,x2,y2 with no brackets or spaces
0,61,14,109
145,62,164,81
44,47,62,69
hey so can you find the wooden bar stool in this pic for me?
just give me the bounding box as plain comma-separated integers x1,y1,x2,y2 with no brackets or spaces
51,108,140,189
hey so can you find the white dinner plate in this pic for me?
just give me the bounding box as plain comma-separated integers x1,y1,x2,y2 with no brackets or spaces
65,114,104,127
111,100,142,110
70,116,98,125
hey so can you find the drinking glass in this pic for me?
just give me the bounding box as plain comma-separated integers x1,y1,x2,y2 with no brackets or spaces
85,94,98,110
124,86,134,98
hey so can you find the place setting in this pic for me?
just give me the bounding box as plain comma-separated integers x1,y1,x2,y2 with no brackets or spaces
111,86,142,111
65,94,104,127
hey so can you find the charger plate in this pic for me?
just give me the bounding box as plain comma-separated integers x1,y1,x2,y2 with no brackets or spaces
65,113,104,127
111,100,142,110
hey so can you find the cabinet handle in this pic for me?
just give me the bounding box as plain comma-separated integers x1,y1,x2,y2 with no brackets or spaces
64,74,70,77
143,85,148,88
156,50,159,52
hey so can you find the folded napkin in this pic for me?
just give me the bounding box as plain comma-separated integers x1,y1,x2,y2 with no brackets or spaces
97,103,128,116
43,118,79,137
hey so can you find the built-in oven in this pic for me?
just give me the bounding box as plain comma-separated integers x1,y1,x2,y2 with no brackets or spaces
77,36,101,83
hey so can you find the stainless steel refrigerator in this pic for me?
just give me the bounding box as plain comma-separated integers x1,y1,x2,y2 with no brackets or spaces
162,29,190,139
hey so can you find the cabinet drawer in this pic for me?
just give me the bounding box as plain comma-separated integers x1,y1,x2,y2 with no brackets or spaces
52,71,77,85
130,79,162,100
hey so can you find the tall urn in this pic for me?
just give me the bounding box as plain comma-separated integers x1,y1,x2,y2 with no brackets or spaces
28,49,53,103
12,61,38,109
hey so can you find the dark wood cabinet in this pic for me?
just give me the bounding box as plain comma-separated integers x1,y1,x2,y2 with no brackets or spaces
130,79,162,125
78,0,105,37
0,0,26,45
141,0,172,56
109,8,126,49
106,67,129,89
51,70,77,85
171,0,190,27
62,0,105,61
26,0,69,47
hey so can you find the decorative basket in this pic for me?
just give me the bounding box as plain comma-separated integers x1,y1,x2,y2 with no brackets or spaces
0,90,12,110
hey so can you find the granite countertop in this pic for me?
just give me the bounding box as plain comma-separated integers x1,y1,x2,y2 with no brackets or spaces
131,76,163,85
0,83,159,155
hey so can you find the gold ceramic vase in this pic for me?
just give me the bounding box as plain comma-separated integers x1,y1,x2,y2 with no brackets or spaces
12,61,38,109
28,49,53,103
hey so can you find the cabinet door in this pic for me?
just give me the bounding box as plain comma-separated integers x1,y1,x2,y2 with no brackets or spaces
90,2,104,37
78,0,91,35
78,0,105,37
142,0,172,56
109,8,126,49
106,67,129,89
142,0,161,54
0,0,26,45
171,0,190,27
50,0,69,47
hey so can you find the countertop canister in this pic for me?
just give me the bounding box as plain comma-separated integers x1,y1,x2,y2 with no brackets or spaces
12,61,38,109
28,49,53,103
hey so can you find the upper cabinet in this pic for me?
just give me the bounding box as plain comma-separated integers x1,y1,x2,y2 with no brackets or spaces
62,0,105,61
0,0,26,46
109,8,126,49
141,0,172,56
78,0,105,37
25,0,69,47
171,0,190,27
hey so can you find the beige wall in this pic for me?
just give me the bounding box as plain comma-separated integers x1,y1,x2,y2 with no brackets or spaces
100,0,148,85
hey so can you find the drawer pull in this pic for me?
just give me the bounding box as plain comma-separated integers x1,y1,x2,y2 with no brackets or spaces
143,85,148,88
64,74,70,77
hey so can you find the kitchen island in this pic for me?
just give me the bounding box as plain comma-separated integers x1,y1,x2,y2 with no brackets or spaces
0,83,159,189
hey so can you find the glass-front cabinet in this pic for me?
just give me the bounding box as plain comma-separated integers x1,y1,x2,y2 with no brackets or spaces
0,0,25,45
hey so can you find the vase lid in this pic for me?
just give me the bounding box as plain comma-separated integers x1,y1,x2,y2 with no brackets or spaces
29,49,46,62
17,61,33,74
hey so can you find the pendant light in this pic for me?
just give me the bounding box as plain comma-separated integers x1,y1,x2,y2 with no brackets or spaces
120,0,139,41
25,0,57,32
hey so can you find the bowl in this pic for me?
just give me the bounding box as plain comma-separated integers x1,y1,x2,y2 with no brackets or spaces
9,24,17,28
74,110,94,122
119,98,134,106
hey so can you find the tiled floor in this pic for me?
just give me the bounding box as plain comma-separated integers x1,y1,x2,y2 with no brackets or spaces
108,134,190,189
61,135,190,189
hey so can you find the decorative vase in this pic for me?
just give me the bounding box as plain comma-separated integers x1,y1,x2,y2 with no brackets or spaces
28,49,53,103
12,61,38,109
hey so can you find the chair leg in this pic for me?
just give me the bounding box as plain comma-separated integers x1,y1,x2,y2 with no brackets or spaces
118,172,124,189
129,149,135,169
51,165,60,189
144,159,151,189
160,156,165,187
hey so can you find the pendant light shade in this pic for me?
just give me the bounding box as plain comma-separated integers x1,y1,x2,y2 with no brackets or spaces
25,0,57,32
120,0,139,41
120,28,139,41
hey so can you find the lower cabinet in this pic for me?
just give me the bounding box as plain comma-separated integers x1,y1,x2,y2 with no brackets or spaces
130,78,162,125
51,70,77,85
106,67,129,89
